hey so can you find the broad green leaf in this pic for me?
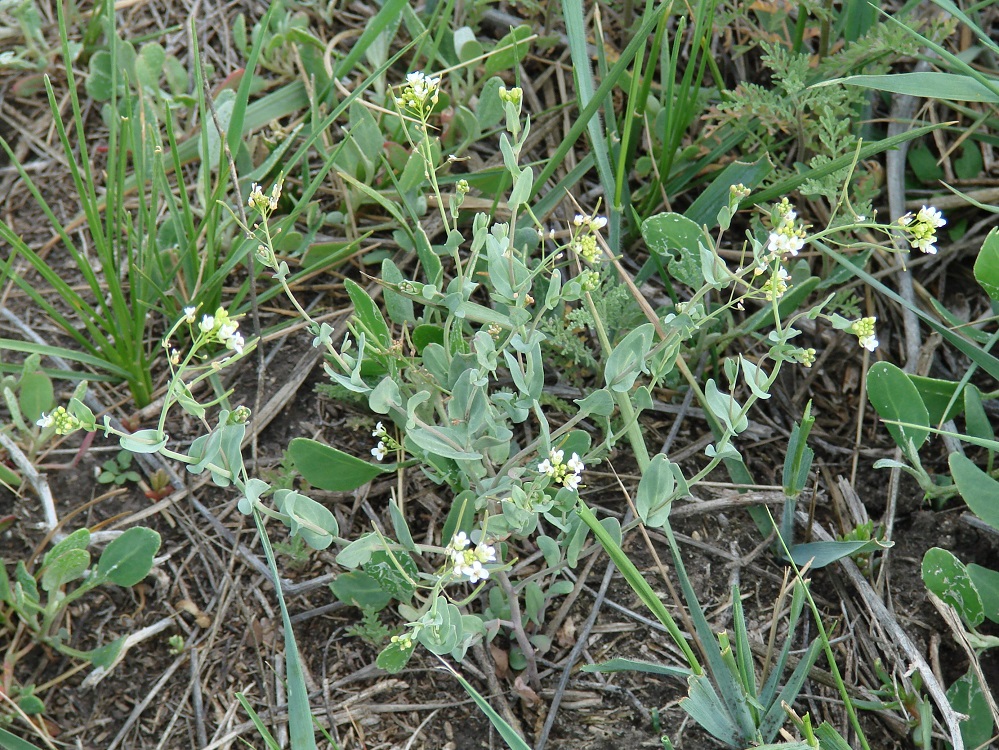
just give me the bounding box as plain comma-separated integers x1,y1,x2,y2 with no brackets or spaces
369,376,402,414
822,72,999,102
641,212,709,288
964,386,994,445
704,379,748,434
906,374,962,424
575,388,614,417
950,452,999,530
967,564,999,624
330,571,393,611
787,538,892,569
88,635,126,668
274,490,338,550
41,548,91,592
581,657,691,679
336,532,383,569
364,550,417,602
484,25,533,78
381,259,415,324
922,547,984,628
973,228,999,300
289,437,384,492
376,638,415,673
95,527,161,587
18,370,53,422
604,323,654,392
866,362,929,452
119,428,168,454
947,668,995,750
43,527,91,567
345,278,391,348
635,453,676,528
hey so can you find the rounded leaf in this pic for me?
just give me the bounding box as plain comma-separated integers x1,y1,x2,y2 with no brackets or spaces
922,547,983,628
96,527,161,586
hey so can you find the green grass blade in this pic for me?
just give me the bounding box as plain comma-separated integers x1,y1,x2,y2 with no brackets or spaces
440,659,531,750
748,123,942,206
0,339,134,379
235,693,282,750
530,5,667,206
0,727,47,750
576,501,701,672
817,241,999,381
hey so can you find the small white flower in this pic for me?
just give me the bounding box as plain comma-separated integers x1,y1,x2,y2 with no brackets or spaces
226,333,245,354
475,543,496,563
36,412,53,429
859,334,879,352
589,216,608,232
564,473,581,491
897,212,914,227
464,560,489,583
372,421,385,438
537,458,554,474
371,441,387,461
573,214,586,226
183,306,197,323
914,236,938,255
199,315,215,333
567,453,584,474
917,205,946,228
550,449,564,465
452,531,469,551
218,321,239,341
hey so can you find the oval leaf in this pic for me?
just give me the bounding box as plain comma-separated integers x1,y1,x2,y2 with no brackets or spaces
922,547,984,628
866,362,929,452
289,437,384,492
96,527,161,587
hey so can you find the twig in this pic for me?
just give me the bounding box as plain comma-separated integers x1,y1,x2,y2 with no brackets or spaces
534,547,616,750
495,569,541,690
105,646,187,750
801,513,966,749
0,432,58,533
191,646,208,749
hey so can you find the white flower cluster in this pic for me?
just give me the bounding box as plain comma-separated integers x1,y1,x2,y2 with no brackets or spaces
766,198,806,258
538,448,585,491
197,308,245,354
248,181,281,214
569,213,607,265
371,421,388,461
898,205,945,255
396,71,441,115
449,531,496,584
850,316,879,352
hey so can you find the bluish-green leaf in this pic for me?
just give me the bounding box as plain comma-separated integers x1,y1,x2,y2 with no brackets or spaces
821,72,999,102
330,571,393,611
636,453,676,528
787,538,892,569
581,657,691,679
